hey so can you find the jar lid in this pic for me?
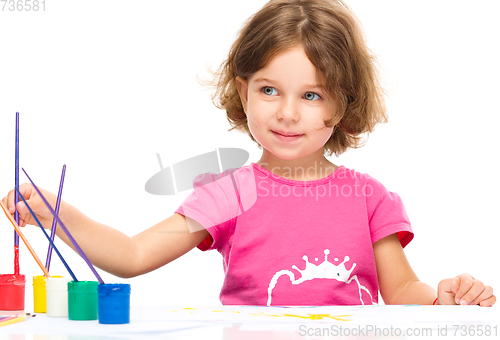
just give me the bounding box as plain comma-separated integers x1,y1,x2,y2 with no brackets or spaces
68,280,98,292
98,283,131,295
0,274,26,284
46,277,71,290
33,275,47,283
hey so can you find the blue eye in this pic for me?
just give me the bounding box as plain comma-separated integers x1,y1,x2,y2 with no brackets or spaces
262,86,278,96
303,92,320,101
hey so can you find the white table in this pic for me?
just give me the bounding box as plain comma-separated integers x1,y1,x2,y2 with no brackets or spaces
1,305,499,339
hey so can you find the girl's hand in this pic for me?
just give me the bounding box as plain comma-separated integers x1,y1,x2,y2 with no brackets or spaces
437,273,496,307
1,183,57,229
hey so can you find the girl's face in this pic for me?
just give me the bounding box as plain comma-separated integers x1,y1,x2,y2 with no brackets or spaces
236,45,335,165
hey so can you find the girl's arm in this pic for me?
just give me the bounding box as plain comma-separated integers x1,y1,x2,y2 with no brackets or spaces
57,206,209,278
2,183,209,278
373,233,436,305
373,233,495,306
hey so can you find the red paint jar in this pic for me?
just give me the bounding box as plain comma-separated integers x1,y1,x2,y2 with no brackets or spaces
0,274,26,310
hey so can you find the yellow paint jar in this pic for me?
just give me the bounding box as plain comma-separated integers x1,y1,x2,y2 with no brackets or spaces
33,275,62,313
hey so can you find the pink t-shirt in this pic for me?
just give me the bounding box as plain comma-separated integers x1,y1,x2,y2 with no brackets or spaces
175,163,413,306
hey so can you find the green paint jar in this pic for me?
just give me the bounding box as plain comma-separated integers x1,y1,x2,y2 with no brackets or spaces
68,281,98,320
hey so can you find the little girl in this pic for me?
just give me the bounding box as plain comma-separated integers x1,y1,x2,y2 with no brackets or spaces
2,0,495,307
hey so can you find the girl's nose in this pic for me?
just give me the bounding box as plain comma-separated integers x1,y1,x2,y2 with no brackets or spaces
276,96,300,122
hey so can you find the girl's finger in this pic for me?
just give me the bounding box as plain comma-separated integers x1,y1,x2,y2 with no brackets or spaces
458,279,485,305
478,294,496,307
6,189,16,213
470,285,494,306
5,183,32,215
453,273,475,304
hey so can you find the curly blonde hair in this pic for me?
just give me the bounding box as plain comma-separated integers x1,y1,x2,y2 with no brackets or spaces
210,0,388,157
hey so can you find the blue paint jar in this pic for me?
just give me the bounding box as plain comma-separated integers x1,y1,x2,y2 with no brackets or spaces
98,283,130,324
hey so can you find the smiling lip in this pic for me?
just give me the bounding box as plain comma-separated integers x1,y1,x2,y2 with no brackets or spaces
272,130,304,142
272,130,303,137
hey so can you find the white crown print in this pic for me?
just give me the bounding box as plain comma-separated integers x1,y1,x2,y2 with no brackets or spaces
267,249,376,306
291,249,355,283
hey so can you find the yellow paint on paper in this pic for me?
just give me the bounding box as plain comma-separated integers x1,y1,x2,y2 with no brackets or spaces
249,311,352,321
168,307,351,321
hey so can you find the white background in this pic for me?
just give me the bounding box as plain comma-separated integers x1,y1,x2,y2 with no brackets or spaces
0,0,499,310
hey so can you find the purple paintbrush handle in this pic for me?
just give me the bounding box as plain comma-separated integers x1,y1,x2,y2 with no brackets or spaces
45,165,66,272
14,112,19,247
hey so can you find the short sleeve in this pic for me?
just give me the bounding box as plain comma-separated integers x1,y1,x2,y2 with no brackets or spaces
365,175,414,248
174,166,257,252
174,171,233,251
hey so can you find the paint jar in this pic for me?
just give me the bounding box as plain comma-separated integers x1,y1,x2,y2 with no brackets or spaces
46,276,70,317
33,275,47,313
68,281,98,320
98,283,131,324
0,274,25,310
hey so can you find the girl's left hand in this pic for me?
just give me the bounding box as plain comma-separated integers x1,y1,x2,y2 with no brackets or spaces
437,273,496,307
